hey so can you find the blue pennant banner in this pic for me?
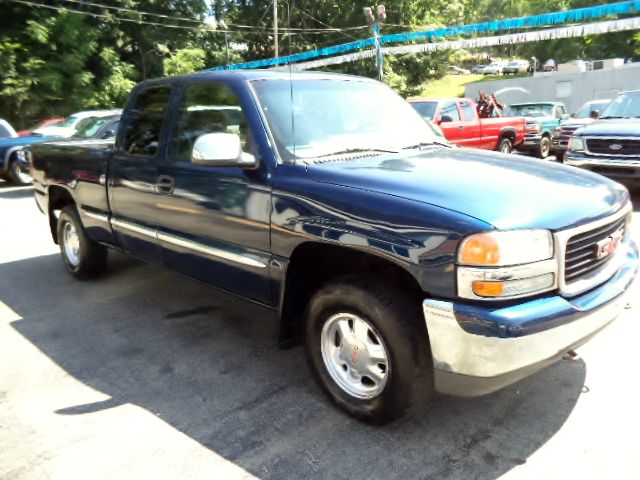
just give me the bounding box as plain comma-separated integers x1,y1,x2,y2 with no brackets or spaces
207,0,640,71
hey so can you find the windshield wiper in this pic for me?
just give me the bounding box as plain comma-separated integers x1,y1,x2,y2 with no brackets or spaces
599,116,626,119
402,141,450,150
315,147,399,158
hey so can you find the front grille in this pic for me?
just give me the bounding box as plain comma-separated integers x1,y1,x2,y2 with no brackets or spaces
556,126,579,146
586,138,640,156
564,216,626,283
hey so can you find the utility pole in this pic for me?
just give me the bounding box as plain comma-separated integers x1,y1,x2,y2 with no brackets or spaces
273,0,279,58
364,5,386,81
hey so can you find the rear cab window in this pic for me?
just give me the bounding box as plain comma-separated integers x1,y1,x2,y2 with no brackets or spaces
121,85,173,156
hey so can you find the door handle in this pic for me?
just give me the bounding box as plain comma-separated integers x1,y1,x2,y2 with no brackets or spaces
459,125,464,131
156,175,175,194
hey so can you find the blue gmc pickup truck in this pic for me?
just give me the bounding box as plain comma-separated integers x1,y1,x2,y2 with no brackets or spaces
29,71,638,424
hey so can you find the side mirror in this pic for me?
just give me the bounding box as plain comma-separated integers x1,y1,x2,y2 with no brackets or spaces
191,132,257,168
440,115,453,124
102,130,115,139
561,113,570,121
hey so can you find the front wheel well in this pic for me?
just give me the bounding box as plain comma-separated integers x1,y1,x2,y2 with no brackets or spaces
279,242,426,348
48,186,75,243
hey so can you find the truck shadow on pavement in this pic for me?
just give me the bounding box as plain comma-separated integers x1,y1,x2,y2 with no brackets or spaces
0,182,34,200
3,252,587,480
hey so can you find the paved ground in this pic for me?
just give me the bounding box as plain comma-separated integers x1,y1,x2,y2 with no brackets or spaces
1,179,638,480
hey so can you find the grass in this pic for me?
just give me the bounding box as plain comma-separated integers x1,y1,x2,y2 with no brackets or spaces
416,73,529,99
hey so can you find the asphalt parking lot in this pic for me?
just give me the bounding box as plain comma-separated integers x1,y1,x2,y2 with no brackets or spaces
1,179,639,480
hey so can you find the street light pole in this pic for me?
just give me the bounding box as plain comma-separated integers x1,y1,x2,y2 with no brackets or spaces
273,0,279,58
364,5,386,81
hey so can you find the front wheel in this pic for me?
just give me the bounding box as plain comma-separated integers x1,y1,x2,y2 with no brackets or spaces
57,206,107,279
498,137,512,154
7,156,32,185
305,276,433,424
536,136,551,159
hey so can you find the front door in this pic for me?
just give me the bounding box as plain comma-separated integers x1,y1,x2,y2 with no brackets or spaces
155,81,273,305
108,85,173,264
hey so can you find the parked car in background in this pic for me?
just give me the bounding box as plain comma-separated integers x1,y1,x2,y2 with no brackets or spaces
446,65,470,75
34,109,121,138
7,115,120,185
0,119,18,139
471,64,487,74
543,59,557,72
565,90,640,185
505,102,569,158
0,133,63,184
553,99,611,158
29,70,638,424
482,61,507,75
17,118,65,137
409,97,525,153
503,60,530,74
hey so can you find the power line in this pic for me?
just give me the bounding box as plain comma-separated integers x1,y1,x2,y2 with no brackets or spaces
292,6,362,42
61,0,368,33
9,0,364,36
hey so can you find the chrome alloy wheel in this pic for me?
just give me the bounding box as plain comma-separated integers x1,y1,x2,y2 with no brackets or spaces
63,221,81,268
11,160,31,184
320,313,390,399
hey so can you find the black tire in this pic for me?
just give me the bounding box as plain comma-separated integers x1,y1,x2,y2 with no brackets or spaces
497,137,512,154
536,135,551,159
57,206,107,279
305,275,433,424
6,155,32,185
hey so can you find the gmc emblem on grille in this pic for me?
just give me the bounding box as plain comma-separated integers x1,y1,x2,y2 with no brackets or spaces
609,143,623,151
596,227,624,259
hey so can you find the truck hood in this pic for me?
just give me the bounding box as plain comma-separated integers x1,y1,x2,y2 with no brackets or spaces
305,147,629,231
575,119,640,137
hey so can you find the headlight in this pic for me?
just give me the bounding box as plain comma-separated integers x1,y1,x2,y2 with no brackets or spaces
568,136,585,152
458,230,553,266
457,230,557,300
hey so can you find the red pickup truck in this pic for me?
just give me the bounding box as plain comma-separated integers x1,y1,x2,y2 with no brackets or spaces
409,98,525,153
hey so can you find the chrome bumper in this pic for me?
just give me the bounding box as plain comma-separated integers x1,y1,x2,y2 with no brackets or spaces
423,240,638,396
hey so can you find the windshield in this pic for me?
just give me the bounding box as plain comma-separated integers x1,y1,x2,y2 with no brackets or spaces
60,116,82,128
411,101,438,121
600,92,640,118
252,79,442,161
506,104,554,117
72,116,111,138
575,101,609,118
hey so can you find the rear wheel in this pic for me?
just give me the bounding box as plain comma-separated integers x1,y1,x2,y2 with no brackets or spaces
498,137,512,154
57,206,107,279
536,135,551,159
305,276,433,424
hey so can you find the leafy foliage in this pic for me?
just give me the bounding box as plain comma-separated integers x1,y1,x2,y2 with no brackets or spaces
0,0,638,127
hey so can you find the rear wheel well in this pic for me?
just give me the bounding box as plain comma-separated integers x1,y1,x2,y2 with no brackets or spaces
279,243,426,348
499,130,516,143
48,186,75,244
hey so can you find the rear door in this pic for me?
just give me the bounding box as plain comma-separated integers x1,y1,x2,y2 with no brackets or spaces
108,84,173,264
437,101,466,146
155,80,273,305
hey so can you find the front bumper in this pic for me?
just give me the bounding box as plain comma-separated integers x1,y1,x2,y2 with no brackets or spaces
519,133,542,148
423,240,638,397
565,152,640,182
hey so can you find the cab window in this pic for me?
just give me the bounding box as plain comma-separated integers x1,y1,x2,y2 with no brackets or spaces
440,102,461,122
170,82,250,160
122,86,172,156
